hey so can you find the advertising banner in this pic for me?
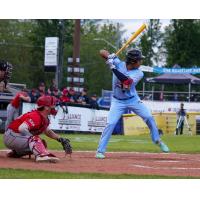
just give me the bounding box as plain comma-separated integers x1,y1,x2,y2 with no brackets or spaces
123,112,198,136
44,37,59,66
22,103,108,132
139,65,200,74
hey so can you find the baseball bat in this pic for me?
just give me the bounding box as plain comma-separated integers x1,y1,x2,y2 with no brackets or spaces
115,23,147,56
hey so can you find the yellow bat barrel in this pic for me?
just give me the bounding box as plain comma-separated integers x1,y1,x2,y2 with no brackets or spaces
115,23,147,56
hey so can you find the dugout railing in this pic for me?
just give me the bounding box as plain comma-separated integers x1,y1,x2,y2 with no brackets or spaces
138,90,200,102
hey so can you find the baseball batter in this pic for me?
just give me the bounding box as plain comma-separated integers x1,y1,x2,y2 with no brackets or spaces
4,95,72,163
5,89,31,130
96,49,169,159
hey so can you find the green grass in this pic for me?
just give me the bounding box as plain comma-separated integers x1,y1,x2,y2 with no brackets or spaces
0,168,198,179
1,133,200,178
1,133,200,153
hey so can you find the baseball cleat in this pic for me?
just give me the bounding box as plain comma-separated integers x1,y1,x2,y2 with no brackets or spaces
159,142,170,153
7,150,32,158
7,150,22,158
95,152,105,159
36,155,60,163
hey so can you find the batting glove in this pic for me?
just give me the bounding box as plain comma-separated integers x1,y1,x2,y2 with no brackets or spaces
106,58,116,70
107,53,117,59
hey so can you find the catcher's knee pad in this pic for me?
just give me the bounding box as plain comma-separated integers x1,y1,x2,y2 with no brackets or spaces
41,139,48,148
28,135,49,157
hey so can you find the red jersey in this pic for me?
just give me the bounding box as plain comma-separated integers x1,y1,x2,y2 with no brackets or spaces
8,110,50,135
11,91,28,108
60,95,70,103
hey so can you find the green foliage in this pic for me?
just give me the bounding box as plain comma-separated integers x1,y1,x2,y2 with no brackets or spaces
0,20,35,85
80,21,125,95
139,19,163,67
0,19,75,88
4,19,200,95
29,19,74,88
0,19,126,94
164,19,200,67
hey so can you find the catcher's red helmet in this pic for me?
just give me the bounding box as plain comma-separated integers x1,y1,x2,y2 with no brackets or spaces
37,95,57,107
37,95,58,116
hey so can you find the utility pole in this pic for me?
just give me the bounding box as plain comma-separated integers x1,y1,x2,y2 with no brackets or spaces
56,19,65,88
67,19,84,92
73,19,81,66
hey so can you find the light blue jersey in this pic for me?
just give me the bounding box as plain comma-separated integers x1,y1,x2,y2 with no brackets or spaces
112,58,143,100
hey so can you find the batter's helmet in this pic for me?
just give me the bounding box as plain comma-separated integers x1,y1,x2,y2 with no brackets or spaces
126,49,145,64
37,95,57,107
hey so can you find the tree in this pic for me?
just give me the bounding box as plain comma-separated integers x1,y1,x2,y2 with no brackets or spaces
80,21,125,95
29,19,74,88
0,19,35,85
138,19,163,66
164,19,200,67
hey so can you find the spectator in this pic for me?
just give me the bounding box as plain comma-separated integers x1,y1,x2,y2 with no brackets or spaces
52,88,61,99
0,61,12,88
173,93,178,101
37,82,46,97
89,94,99,109
77,88,90,105
68,88,78,103
29,88,38,103
47,79,57,95
60,88,70,104
0,81,5,93
159,92,164,101
190,90,197,102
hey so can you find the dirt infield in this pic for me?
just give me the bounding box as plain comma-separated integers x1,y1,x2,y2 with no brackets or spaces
1,150,200,177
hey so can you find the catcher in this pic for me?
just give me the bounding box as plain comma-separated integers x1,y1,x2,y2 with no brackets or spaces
4,95,72,163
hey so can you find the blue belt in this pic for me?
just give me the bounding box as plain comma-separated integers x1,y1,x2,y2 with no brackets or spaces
113,95,134,100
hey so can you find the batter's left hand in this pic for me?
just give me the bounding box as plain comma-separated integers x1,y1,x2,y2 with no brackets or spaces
106,59,116,69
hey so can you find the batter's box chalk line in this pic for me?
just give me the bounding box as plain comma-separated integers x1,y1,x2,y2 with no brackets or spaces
131,164,200,170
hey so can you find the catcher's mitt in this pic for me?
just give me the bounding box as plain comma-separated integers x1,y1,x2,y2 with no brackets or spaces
57,137,72,156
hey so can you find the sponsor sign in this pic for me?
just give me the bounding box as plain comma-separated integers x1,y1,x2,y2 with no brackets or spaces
139,65,200,74
44,37,59,66
22,103,108,132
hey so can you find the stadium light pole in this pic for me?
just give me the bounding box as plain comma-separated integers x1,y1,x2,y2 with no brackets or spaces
93,38,117,50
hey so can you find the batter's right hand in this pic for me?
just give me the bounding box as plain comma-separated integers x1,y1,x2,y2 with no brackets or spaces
106,59,116,70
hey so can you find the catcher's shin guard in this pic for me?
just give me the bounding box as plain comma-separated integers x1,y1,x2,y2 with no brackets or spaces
28,135,49,157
